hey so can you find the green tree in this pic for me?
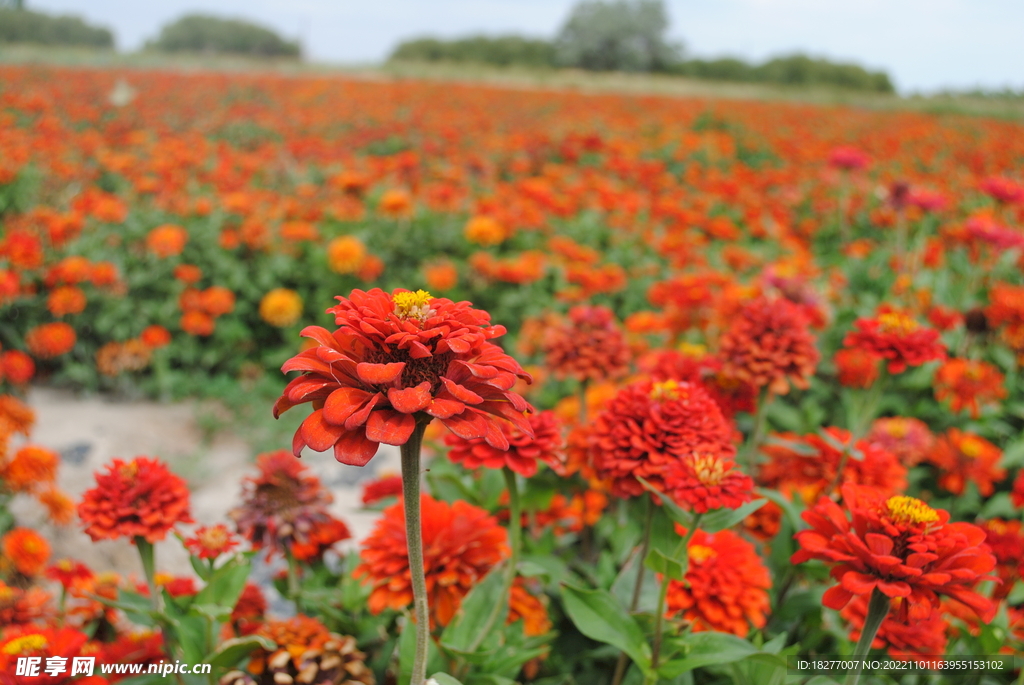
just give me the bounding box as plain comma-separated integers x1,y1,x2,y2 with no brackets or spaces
554,0,683,72
146,14,301,58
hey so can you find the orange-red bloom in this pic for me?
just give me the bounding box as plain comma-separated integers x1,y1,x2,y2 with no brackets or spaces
46,286,86,317
665,527,771,636
445,409,564,477
718,296,819,395
146,224,188,257
933,358,1006,418
275,288,533,466
841,594,948,664
792,484,997,623
926,429,1005,497
360,474,403,506
590,379,736,499
184,524,240,560
245,615,373,685
0,581,53,628
77,456,193,543
1,350,36,384
843,309,945,374
0,626,97,685
355,494,508,627
542,305,630,383
2,527,51,576
25,323,76,359
978,519,1024,601
326,235,367,274
663,452,753,514
834,347,879,388
1,445,58,492
867,417,935,467
140,325,171,348
288,515,351,562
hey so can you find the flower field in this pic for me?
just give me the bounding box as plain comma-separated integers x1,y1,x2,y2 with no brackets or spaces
1,64,1024,685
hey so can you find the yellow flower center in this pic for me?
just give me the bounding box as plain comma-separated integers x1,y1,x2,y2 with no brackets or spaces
959,436,985,458
884,420,909,438
677,342,707,358
650,380,687,402
198,527,229,551
393,290,435,321
688,545,717,565
885,495,939,525
118,462,138,480
689,453,727,486
2,634,48,655
879,312,919,335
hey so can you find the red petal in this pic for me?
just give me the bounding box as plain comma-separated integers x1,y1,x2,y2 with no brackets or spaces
426,396,465,418
344,392,384,430
366,410,418,445
299,409,346,453
841,572,878,594
864,533,894,556
299,325,340,349
332,431,380,466
822,584,854,610
483,420,510,451
357,362,406,384
323,387,375,424
388,382,433,413
441,377,484,404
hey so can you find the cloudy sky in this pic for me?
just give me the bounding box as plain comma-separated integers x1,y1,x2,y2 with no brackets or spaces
30,0,1024,93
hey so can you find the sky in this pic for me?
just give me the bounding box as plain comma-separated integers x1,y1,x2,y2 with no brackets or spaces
29,0,1024,93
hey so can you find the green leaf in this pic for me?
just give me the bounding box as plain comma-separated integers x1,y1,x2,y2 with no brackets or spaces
399,616,446,685
560,584,651,672
190,556,250,623
657,632,758,677
440,565,508,653
189,555,211,582
636,477,693,529
699,499,767,533
644,548,684,581
206,634,275,668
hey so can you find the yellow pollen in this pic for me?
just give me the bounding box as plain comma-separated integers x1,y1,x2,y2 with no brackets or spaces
688,545,717,564
393,289,435,320
885,496,939,525
199,527,229,550
3,635,48,655
677,342,707,358
689,453,727,486
878,312,919,335
651,380,686,401
959,436,985,459
118,462,138,480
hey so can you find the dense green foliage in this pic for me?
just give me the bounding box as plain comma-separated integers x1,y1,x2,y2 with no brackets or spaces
0,7,113,47
671,53,895,93
389,35,555,68
146,14,301,58
553,0,682,72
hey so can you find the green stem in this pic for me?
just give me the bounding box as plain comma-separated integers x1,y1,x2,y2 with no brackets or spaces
578,379,589,426
612,495,655,685
285,549,300,603
843,588,889,685
743,388,772,476
135,537,161,613
650,514,702,676
401,418,431,685
464,467,522,657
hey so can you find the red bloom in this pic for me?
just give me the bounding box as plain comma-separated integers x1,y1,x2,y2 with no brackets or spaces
0,350,35,385
44,559,93,590
843,309,945,374
184,524,240,560
718,297,819,395
446,409,564,477
360,474,403,506
355,494,508,627
542,305,630,383
792,484,997,623
926,429,1005,497
933,358,1006,418
1012,470,1024,508
25,323,76,359
227,583,267,637
0,626,96,685
834,347,879,389
828,146,871,171
663,452,753,514
2,527,51,576
289,515,351,562
274,288,533,466
77,457,193,543
979,175,1024,204
665,528,771,636
841,595,948,664
640,348,756,420
867,417,935,467
590,379,736,499
978,519,1024,600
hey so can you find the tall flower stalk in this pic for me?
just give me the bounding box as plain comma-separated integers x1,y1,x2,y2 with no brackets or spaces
400,419,430,685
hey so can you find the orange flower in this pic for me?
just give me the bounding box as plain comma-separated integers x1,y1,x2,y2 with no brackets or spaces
46,286,86,317
145,223,188,257
0,394,35,437
542,305,630,383
2,527,51,576
140,325,171,348
719,296,819,395
279,220,318,242
356,254,384,282
275,288,533,466
355,494,508,627
25,322,76,358
45,559,93,589
78,456,193,543
172,264,202,284
0,626,93,685
867,417,934,467
927,429,1005,497
508,579,552,636
96,340,152,376
978,518,1024,600
843,308,945,374
89,261,119,288
184,524,239,560
244,616,373,685
38,488,74,525
0,581,53,628
200,286,235,316
288,515,351,562
228,582,266,637
423,260,458,291
1,350,36,384
666,528,771,636
180,310,215,336
259,288,303,327
933,358,1006,418
591,379,736,499
792,484,997,622
834,347,879,388
445,409,564,477
464,215,506,246
986,282,1024,328
663,451,753,514
378,188,413,218
2,445,58,492
326,235,367,274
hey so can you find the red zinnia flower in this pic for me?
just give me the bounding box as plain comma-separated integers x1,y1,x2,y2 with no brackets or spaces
77,456,193,543
978,519,1024,600
289,515,351,562
834,347,879,389
1,445,58,493
933,358,1006,418
140,325,172,349
274,288,533,466
445,409,564,477
828,146,871,171
2,527,51,576
792,484,997,623
1,350,36,384
841,594,948,664
0,581,54,628
355,494,508,627
360,474,403,506
227,583,267,637
843,309,945,374
590,379,736,499
926,429,1005,497
542,305,630,383
0,626,95,685
867,417,935,467
45,559,94,590
184,524,240,560
25,322,76,359
663,452,753,514
718,297,819,395
665,527,771,636
1012,470,1024,508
